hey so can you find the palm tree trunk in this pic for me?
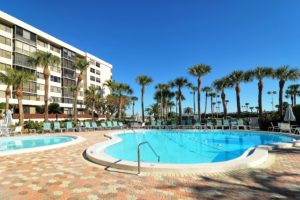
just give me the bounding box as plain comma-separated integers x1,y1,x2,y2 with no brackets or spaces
178,88,182,123
175,99,178,116
192,92,195,114
141,87,145,122
235,84,241,117
294,94,297,105
210,96,213,118
258,81,263,118
291,96,294,106
44,67,50,122
5,85,11,114
118,95,122,120
204,93,208,118
92,100,95,121
16,88,24,126
221,90,227,118
278,80,285,117
132,102,135,116
197,77,201,122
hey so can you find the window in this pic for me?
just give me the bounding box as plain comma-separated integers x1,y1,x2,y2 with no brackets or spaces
0,49,11,59
0,36,11,46
50,75,61,83
23,82,36,93
0,63,11,71
62,68,75,79
0,22,11,33
36,72,44,79
90,68,95,73
62,58,74,69
50,86,61,93
15,26,36,44
50,45,60,53
36,95,45,101
62,78,75,87
15,40,36,56
37,83,44,91
52,97,61,102
14,53,34,68
96,78,100,83
96,70,100,75
37,40,48,48
96,62,100,67
62,48,76,60
50,65,61,73
90,76,95,81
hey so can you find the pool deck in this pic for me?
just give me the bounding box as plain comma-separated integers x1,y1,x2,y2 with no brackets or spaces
0,131,299,199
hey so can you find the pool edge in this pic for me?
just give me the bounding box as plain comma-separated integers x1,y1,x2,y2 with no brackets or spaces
85,129,299,174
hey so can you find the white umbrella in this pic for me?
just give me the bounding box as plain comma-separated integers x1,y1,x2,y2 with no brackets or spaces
284,105,296,124
4,109,13,125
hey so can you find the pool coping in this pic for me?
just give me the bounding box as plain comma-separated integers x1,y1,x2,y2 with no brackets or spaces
86,129,300,174
0,135,86,156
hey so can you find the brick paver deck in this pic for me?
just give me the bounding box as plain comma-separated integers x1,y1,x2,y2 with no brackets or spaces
0,131,299,200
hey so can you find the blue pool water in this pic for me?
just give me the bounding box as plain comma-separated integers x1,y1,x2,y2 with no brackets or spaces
105,130,294,164
0,136,75,152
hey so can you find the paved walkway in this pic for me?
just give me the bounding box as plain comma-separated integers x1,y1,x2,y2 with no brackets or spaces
0,131,299,200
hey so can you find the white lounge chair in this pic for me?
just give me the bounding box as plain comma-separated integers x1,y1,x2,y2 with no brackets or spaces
278,123,292,133
12,126,23,135
268,122,279,132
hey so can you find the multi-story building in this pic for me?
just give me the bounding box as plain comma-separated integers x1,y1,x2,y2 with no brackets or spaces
0,11,112,115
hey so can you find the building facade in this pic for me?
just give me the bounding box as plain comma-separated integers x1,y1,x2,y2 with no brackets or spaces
0,11,112,115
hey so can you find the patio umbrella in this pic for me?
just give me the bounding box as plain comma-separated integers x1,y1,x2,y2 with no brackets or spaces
284,105,296,124
4,109,13,125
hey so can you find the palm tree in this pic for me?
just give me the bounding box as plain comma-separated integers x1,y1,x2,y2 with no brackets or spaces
273,65,300,116
248,67,273,118
201,86,212,118
212,77,231,118
286,84,300,105
169,77,190,123
249,106,254,113
188,64,211,122
85,85,104,121
136,75,153,122
184,107,193,115
14,70,35,125
188,85,197,114
228,70,251,117
28,51,60,122
113,82,133,119
0,68,16,113
72,58,89,122
245,103,250,112
155,83,169,120
130,96,138,117
209,92,216,118
145,103,160,121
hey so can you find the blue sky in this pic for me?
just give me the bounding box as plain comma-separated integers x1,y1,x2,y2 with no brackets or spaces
1,0,300,114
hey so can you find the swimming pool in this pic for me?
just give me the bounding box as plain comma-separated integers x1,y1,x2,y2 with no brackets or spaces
104,130,295,164
0,136,77,153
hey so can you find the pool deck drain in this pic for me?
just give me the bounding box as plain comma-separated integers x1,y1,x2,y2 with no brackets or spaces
0,131,299,199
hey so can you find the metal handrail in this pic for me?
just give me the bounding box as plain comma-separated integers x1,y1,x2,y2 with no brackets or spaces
137,141,160,175
104,134,112,139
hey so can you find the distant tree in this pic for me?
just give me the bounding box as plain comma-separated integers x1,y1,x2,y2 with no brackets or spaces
202,86,212,118
130,96,138,117
247,67,273,118
169,77,190,123
188,64,211,122
184,107,193,115
48,103,61,114
273,65,300,117
136,75,153,122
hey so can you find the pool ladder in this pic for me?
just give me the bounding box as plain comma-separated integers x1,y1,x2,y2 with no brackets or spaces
137,141,160,175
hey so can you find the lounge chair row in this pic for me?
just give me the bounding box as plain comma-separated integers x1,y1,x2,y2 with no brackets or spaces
42,121,126,133
145,119,250,130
